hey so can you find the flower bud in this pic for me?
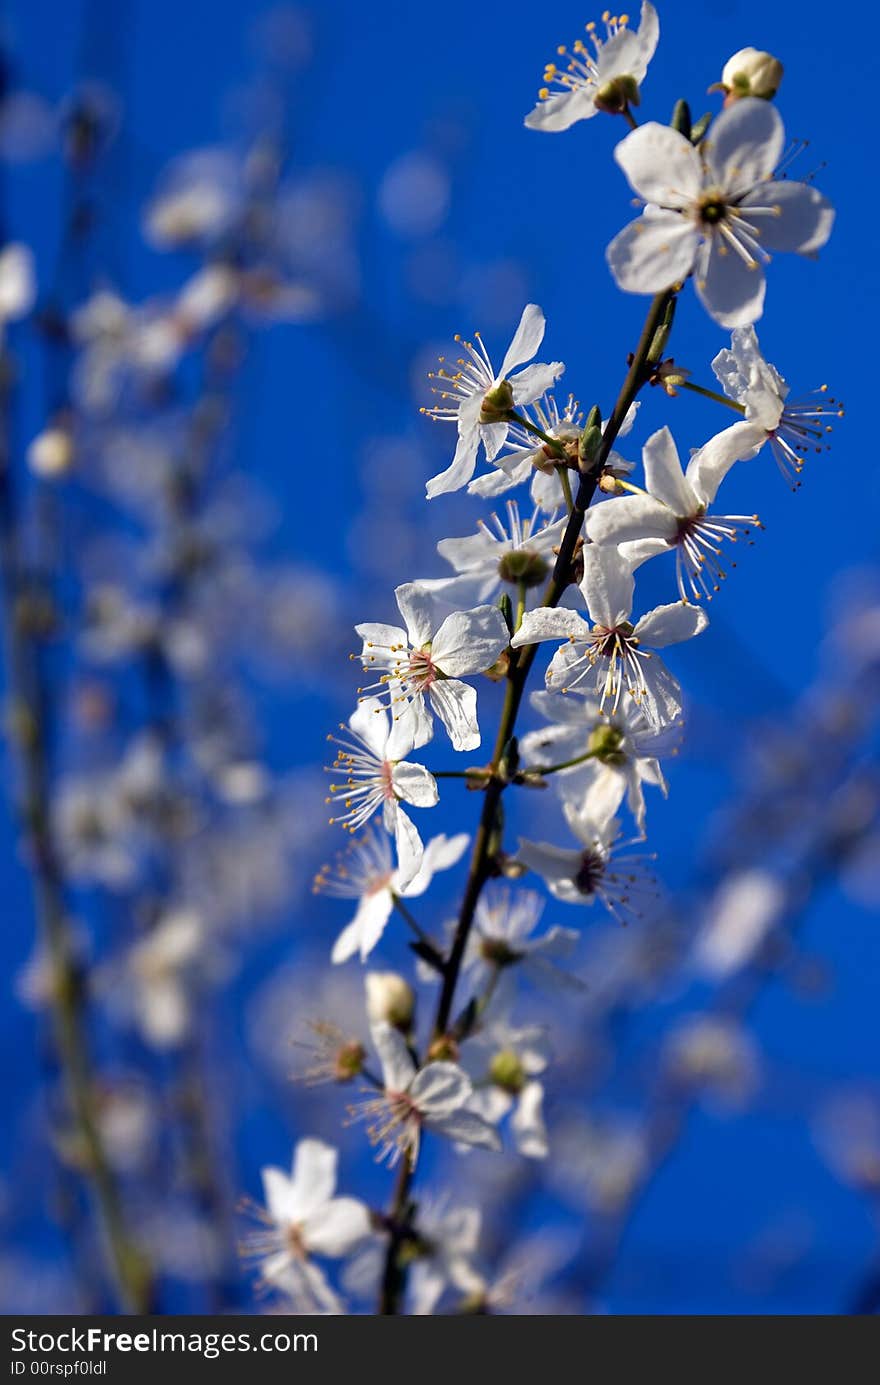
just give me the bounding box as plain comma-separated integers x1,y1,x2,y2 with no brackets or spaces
719,49,783,102
479,378,514,423
593,73,641,116
28,426,74,479
365,971,415,1031
578,404,603,470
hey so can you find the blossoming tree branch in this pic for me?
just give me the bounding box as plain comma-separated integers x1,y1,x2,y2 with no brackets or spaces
252,7,839,1313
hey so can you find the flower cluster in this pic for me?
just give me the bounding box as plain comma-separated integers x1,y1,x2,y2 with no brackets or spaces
284,5,842,1315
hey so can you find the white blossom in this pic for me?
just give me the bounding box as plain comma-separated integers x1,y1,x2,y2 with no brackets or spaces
407,1199,485,1315
315,825,469,965
462,990,552,1159
127,910,203,1049
518,804,656,923
525,4,660,132
349,1022,501,1166
410,502,566,621
468,395,638,510
325,698,439,888
520,688,676,834
249,1139,371,1313
422,304,564,497
462,884,581,992
0,243,36,330
356,585,509,755
711,324,842,485
606,97,834,327
511,543,707,730
588,424,763,600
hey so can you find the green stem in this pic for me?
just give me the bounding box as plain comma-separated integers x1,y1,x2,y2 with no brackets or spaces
678,379,745,412
530,749,598,775
507,411,567,457
558,467,574,514
377,287,677,1315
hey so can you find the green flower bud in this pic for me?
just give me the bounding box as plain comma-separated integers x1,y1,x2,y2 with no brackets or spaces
578,404,603,469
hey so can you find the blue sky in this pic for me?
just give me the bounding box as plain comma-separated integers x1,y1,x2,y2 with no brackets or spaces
1,0,879,1314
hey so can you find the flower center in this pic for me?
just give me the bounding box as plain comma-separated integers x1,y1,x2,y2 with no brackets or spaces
698,197,728,226
574,848,605,896
593,620,636,656
406,646,439,691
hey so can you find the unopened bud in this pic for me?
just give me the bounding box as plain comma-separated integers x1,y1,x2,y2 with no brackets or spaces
653,357,691,396
593,72,641,115
597,472,625,494
479,378,514,423
718,49,783,101
365,972,415,1031
578,405,603,470
28,427,74,479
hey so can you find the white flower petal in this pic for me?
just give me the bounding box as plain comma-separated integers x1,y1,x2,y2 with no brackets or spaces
426,429,480,499
511,1082,548,1160
694,236,766,329
581,544,635,627
607,212,698,295
395,583,437,650
429,678,480,751
637,654,685,731
411,1060,472,1117
429,1108,502,1152
642,425,697,515
371,1021,417,1092
587,492,676,545
499,303,545,377
614,123,702,206
304,1198,371,1259
685,420,766,505
510,606,589,649
348,697,390,759
289,1138,338,1220
262,1167,301,1226
740,180,834,255
635,600,709,648
510,360,565,405
330,889,394,965
703,96,784,196
386,695,434,760
391,761,439,808
356,621,408,652
525,88,598,132
432,604,509,676
390,804,425,892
